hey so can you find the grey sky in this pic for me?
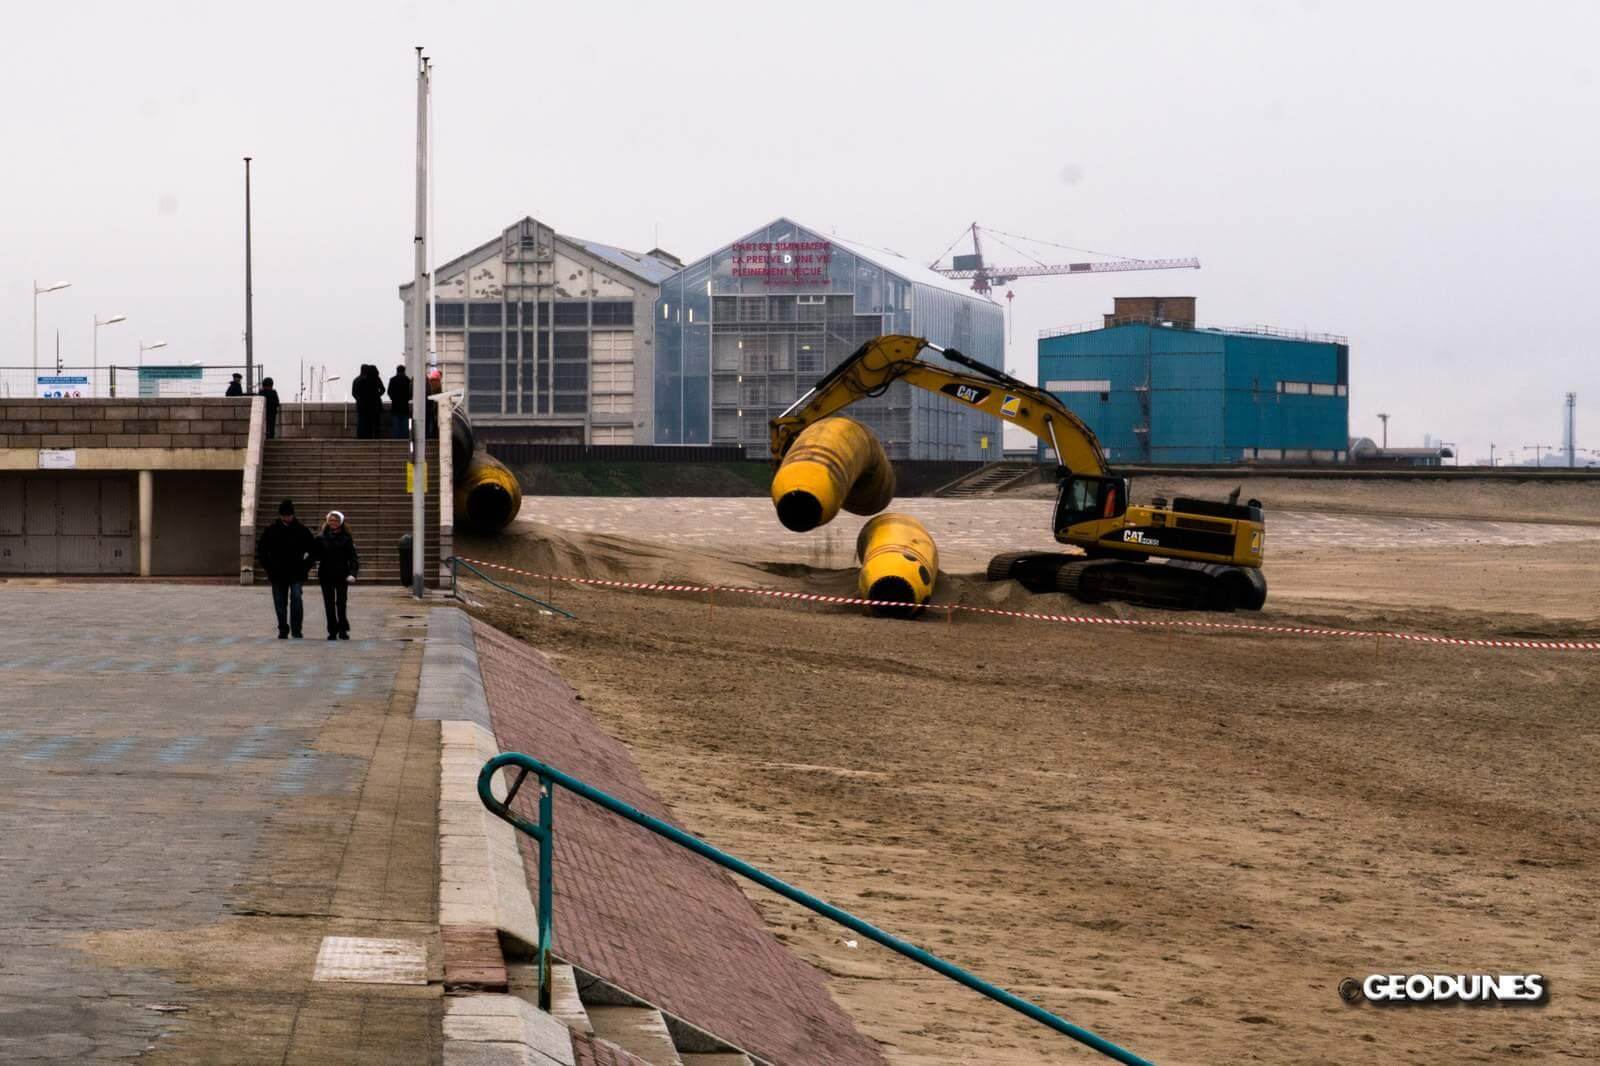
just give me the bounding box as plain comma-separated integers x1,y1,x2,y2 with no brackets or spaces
6,0,1596,464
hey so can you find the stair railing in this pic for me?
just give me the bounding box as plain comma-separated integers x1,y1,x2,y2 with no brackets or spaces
478,751,1154,1065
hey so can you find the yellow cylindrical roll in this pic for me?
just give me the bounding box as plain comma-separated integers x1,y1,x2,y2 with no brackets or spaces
455,451,524,533
855,512,939,618
770,417,895,532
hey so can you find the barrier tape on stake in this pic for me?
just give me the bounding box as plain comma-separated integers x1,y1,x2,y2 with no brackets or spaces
453,557,1600,652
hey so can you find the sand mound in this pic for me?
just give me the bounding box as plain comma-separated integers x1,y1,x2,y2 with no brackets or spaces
1013,474,1600,525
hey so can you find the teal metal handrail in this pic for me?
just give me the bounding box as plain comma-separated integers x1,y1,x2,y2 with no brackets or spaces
448,557,576,618
478,751,1154,1065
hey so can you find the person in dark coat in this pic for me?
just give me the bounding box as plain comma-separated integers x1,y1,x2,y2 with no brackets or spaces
225,373,244,396
259,377,281,439
256,499,315,638
387,364,412,439
352,365,385,439
314,510,360,639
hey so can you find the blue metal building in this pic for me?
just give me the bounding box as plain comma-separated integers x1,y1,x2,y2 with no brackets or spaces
1037,311,1350,465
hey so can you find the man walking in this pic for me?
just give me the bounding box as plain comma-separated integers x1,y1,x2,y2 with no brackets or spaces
256,499,315,638
387,363,412,439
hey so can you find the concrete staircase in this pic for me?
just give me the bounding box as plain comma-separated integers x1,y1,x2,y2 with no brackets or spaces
253,439,440,587
507,962,758,1065
935,460,1039,498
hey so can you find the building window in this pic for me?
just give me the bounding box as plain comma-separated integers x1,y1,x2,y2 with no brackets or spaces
1045,379,1112,393
466,332,503,414
432,301,464,328
468,302,502,327
591,301,633,327
553,301,588,327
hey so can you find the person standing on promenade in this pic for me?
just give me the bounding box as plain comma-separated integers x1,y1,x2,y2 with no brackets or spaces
256,499,315,638
314,510,360,640
259,377,281,439
387,364,412,439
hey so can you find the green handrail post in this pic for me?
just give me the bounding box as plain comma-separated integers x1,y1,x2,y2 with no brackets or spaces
446,556,576,619
478,751,1154,1066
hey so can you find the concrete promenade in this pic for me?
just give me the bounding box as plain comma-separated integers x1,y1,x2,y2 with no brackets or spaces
0,582,442,1063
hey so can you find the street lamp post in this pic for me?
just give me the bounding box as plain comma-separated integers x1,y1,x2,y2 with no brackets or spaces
1376,412,1390,451
94,314,127,397
32,280,72,383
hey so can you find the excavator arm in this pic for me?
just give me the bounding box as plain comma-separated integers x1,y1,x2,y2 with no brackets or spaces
770,335,1110,478
768,334,1269,612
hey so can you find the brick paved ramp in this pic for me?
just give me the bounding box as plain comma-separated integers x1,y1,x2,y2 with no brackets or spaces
473,621,884,1066
0,583,441,1063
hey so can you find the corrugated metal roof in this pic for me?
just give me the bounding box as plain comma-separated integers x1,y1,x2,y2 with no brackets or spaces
569,237,681,284
825,228,993,301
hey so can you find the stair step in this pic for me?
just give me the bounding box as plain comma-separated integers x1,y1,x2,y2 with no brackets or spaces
679,1055,755,1066
549,964,593,1035
586,1006,682,1066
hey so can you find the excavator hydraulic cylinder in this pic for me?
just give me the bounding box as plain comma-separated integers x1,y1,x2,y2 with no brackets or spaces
770,417,894,532
856,512,939,618
455,451,523,534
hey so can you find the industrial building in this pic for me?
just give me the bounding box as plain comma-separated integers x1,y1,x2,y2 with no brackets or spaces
399,217,680,444
653,218,1004,459
1037,298,1349,465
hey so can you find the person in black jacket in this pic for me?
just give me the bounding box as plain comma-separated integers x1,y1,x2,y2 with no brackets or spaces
352,365,385,439
314,510,360,639
387,364,412,439
256,499,316,638
259,377,281,439
225,373,244,396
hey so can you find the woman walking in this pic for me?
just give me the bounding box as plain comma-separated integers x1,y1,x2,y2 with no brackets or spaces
315,511,360,640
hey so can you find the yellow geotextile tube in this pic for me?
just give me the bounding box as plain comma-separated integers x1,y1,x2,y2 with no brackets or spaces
770,417,895,532
855,512,939,617
455,451,524,533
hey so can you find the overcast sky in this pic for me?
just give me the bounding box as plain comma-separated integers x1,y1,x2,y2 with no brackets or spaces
6,0,1596,464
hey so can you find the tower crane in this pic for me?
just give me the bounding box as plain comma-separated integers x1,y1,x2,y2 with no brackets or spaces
931,222,1200,296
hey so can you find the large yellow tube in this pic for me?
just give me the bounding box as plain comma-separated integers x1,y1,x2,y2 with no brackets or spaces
770,417,894,532
856,512,939,618
456,451,523,533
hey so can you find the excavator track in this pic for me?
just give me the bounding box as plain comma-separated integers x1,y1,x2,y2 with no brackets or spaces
987,552,1267,612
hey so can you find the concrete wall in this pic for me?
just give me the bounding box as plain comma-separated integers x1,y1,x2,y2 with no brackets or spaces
152,471,242,575
0,398,251,450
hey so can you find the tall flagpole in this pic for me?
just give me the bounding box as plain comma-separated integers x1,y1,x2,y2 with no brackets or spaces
410,49,430,598
244,157,255,389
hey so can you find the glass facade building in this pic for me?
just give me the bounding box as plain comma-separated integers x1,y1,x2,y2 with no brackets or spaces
654,219,1004,459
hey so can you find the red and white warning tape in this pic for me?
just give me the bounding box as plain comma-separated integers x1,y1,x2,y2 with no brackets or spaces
454,557,1600,652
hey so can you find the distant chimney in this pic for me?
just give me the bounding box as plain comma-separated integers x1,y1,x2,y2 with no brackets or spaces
1105,296,1196,329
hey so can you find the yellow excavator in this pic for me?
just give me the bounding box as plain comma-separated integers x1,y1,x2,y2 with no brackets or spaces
770,334,1268,611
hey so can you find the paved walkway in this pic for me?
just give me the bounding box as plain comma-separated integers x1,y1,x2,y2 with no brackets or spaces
0,583,441,1064
513,496,1600,570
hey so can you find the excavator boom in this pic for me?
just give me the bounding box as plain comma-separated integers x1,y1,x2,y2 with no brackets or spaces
772,335,1109,478
771,335,1269,612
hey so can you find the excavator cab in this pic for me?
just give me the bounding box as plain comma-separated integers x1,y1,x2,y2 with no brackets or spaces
1053,474,1131,532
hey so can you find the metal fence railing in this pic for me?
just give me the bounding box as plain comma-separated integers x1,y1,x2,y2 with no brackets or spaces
479,751,1154,1065
0,364,265,400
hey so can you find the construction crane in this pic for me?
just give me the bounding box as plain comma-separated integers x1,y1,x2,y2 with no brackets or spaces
930,222,1200,296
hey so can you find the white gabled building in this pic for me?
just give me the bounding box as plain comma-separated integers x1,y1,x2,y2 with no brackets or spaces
400,217,680,444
